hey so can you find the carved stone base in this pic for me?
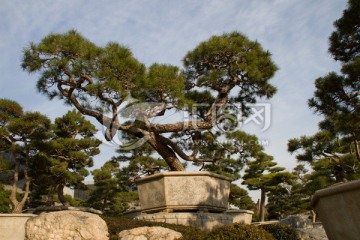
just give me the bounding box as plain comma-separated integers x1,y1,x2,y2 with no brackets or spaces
135,171,231,213
134,212,233,231
124,209,254,231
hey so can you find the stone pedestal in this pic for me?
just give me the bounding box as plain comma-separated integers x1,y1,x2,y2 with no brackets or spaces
311,179,360,240
124,210,254,231
226,210,254,224
134,211,233,231
135,171,231,213
130,171,251,231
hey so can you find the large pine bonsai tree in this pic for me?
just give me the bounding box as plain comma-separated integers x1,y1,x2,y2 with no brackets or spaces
22,31,277,171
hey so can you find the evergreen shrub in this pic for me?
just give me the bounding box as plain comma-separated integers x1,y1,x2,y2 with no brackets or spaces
204,223,275,240
261,224,299,240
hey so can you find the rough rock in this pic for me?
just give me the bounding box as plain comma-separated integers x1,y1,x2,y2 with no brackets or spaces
280,214,313,229
280,215,328,240
25,210,108,240
118,226,182,240
296,227,328,240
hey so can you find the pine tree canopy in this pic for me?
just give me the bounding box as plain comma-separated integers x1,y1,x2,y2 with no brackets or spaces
22,30,278,171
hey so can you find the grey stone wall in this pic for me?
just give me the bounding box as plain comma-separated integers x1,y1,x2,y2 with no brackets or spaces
0,214,36,240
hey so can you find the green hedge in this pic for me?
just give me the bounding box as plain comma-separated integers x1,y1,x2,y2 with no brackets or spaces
204,223,275,240
102,216,300,240
260,224,299,240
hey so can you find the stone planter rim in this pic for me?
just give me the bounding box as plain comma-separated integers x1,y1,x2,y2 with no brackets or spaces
32,206,103,215
0,213,37,217
311,179,360,208
226,209,254,214
135,171,232,184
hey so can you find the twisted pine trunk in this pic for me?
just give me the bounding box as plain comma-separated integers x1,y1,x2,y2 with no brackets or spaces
147,134,185,171
259,188,266,222
10,158,31,213
57,183,70,206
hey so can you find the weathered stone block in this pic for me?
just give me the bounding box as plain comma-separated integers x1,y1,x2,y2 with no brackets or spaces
135,212,233,231
136,171,231,213
226,210,253,224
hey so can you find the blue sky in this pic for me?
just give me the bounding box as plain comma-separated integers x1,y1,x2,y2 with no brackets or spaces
0,0,347,200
